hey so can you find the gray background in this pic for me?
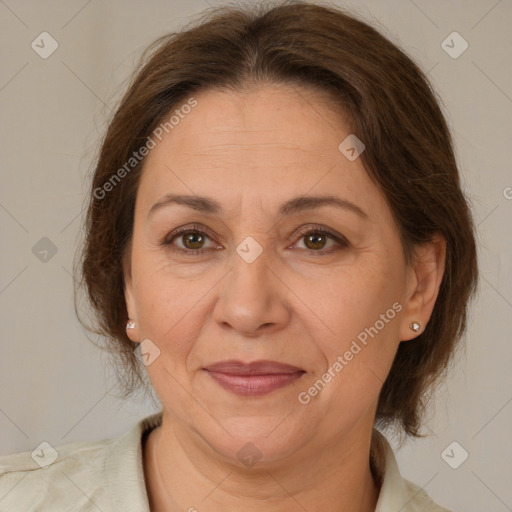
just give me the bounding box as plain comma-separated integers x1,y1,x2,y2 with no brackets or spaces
1,0,511,510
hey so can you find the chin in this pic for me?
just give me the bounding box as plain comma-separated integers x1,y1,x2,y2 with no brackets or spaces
196,416,312,469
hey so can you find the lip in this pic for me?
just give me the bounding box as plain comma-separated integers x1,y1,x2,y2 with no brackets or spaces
204,359,304,375
203,359,306,397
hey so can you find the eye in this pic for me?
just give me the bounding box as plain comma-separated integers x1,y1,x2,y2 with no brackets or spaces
292,225,349,256
162,224,349,256
162,224,220,255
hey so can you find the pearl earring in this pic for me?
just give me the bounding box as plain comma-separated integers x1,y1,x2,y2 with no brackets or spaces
409,321,421,332
126,320,136,330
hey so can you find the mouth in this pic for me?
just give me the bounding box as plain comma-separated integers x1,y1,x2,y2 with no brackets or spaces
203,360,306,397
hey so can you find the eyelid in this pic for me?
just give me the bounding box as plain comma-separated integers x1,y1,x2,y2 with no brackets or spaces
162,223,220,249
162,223,349,255
293,224,349,248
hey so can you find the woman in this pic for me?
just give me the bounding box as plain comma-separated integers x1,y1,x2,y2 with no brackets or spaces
0,1,477,511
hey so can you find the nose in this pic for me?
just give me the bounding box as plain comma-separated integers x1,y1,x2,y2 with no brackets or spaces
212,240,291,338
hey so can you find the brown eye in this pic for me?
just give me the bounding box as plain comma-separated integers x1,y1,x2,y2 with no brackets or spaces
180,231,206,250
303,232,329,250
163,224,219,256
162,224,348,257
294,226,349,255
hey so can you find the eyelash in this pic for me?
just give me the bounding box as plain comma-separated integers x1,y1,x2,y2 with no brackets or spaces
162,223,349,257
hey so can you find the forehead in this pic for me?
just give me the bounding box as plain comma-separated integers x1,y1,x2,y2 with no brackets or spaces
162,84,349,153
135,84,386,220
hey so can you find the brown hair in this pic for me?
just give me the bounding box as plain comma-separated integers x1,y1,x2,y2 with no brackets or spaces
76,0,478,437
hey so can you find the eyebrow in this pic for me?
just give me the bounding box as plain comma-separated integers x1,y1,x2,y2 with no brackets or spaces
148,193,368,219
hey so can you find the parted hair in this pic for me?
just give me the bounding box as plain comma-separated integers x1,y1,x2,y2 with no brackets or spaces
76,0,478,437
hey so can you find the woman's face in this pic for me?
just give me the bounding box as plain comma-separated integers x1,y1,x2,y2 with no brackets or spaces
124,84,432,465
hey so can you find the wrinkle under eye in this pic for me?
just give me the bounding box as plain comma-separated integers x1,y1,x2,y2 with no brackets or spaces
162,224,219,255
161,223,349,257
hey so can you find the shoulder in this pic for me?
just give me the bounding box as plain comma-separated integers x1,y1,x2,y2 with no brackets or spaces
0,437,113,511
371,429,454,512
403,479,453,512
0,412,162,512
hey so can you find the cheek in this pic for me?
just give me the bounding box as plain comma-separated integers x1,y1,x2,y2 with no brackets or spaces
306,257,404,396
299,285,402,432
130,249,227,378
313,257,403,338
130,252,192,352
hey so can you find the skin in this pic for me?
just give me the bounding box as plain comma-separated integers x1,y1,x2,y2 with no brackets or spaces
124,83,445,512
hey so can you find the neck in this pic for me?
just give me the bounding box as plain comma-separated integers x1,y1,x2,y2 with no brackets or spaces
143,414,380,512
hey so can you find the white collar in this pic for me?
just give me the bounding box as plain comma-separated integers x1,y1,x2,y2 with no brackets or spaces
104,412,447,511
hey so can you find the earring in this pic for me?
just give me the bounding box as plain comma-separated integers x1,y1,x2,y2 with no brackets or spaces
126,320,136,330
409,321,421,333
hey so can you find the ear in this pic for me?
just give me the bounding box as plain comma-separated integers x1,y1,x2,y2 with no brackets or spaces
399,233,446,342
122,241,140,343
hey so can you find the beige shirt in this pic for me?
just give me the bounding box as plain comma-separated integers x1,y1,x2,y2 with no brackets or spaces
0,412,451,511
